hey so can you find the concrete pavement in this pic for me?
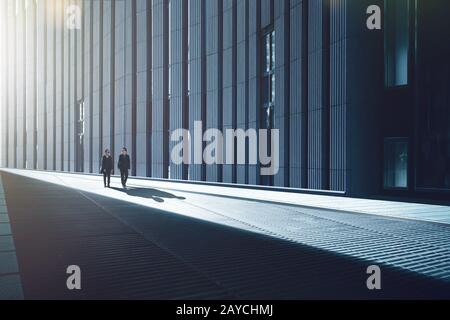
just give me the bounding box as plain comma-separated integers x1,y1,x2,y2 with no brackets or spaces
1,169,450,299
0,174,24,299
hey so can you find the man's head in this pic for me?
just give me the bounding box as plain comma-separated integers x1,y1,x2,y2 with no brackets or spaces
122,147,128,155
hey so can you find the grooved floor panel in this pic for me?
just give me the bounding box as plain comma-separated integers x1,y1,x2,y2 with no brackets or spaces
2,171,450,300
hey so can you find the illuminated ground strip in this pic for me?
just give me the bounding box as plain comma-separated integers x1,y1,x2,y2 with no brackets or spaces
2,169,450,284
0,175,24,300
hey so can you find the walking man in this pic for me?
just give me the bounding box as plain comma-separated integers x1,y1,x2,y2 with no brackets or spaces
100,149,113,188
118,147,131,188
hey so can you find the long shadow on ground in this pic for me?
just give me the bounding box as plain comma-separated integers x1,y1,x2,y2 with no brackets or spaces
110,186,186,203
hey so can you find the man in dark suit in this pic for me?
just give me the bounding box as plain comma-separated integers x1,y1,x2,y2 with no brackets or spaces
118,147,131,188
100,149,113,188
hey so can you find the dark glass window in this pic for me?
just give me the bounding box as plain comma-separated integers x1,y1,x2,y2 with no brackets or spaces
76,99,85,173
262,30,275,130
77,100,85,143
384,138,408,189
385,0,409,87
260,30,275,186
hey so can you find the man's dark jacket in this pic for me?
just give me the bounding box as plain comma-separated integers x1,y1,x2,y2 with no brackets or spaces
101,156,113,173
118,154,131,171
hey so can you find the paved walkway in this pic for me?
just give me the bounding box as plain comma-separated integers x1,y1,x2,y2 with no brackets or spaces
4,169,450,225
0,175,23,299
1,169,450,299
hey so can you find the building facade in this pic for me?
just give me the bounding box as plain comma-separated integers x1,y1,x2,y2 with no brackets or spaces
1,0,449,198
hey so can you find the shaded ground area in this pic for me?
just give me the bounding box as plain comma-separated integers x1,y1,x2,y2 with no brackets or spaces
2,171,450,300
110,186,186,203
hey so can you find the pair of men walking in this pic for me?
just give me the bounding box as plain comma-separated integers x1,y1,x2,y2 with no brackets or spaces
100,147,131,188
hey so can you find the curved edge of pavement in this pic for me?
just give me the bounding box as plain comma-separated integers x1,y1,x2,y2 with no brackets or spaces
0,174,24,300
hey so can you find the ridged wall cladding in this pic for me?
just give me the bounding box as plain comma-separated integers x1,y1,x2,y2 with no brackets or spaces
102,0,114,170
205,0,223,182
114,0,135,172
17,0,21,170
329,0,347,192
15,0,24,169
26,0,37,170
55,0,63,171
307,0,327,190
1,2,9,168
289,0,305,188
73,0,80,171
83,0,92,173
72,0,79,172
247,0,260,185
188,0,205,182
222,0,237,184
1,0,363,196
37,0,47,170
151,0,169,179
69,0,76,171
47,0,56,171
62,0,69,171
236,0,248,185
136,0,151,177
0,2,6,168
114,0,124,166
65,0,71,172
169,0,188,180
92,0,102,173
6,1,16,168
274,0,290,187
76,0,83,172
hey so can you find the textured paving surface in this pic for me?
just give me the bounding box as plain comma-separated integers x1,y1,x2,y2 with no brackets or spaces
4,169,450,225
1,170,450,299
4,169,450,284
0,175,23,300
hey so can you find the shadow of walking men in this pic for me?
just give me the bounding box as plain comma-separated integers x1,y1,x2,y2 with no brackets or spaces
110,186,186,203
